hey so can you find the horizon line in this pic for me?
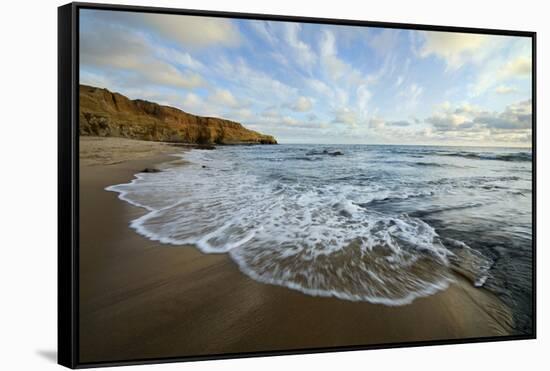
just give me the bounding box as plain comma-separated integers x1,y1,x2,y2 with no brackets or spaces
274,142,533,149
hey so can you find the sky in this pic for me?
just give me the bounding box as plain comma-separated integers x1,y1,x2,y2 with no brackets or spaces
80,9,533,147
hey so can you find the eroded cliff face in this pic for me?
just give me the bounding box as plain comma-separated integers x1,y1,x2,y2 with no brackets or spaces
79,85,277,145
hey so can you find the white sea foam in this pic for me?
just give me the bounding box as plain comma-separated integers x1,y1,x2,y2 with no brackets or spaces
106,148,475,305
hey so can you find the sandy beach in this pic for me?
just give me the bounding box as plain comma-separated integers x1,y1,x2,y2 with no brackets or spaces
79,137,514,364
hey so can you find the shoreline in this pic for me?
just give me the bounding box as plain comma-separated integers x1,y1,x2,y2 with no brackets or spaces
79,137,515,363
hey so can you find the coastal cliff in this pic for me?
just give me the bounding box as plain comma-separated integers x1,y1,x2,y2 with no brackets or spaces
79,85,277,145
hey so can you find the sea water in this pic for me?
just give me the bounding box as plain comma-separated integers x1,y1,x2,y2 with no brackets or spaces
107,144,533,333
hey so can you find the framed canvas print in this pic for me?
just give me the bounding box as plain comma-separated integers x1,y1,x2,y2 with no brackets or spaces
58,2,536,368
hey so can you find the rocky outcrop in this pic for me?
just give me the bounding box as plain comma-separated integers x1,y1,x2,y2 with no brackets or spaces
79,85,277,145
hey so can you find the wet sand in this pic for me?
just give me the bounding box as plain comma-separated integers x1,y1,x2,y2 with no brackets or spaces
79,137,514,364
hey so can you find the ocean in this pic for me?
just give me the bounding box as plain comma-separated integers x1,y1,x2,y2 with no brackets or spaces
107,144,533,334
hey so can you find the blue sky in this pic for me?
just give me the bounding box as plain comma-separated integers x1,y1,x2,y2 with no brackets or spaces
80,9,532,146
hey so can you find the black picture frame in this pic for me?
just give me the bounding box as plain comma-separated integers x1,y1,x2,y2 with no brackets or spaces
58,2,537,368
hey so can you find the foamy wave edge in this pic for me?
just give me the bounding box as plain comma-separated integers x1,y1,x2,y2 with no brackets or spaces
229,256,454,306
105,153,457,306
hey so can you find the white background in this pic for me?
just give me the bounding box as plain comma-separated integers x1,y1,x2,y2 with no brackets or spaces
0,0,546,369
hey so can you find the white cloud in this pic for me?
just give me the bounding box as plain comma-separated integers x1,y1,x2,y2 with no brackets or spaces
317,30,374,125
334,88,350,107
418,31,531,97
139,13,241,48
142,62,205,89
182,92,204,112
250,21,277,45
398,83,423,109
363,53,399,85
214,57,298,104
368,29,401,55
369,118,411,129
270,52,289,66
282,23,316,70
80,19,206,89
282,116,300,125
84,10,242,49
80,25,146,68
473,99,532,130
419,31,493,70
261,106,281,120
332,108,358,126
230,108,255,121
425,99,532,134
498,56,532,78
208,88,242,108
426,109,471,131
472,55,532,96
395,76,404,87
290,96,314,112
307,78,333,97
368,118,385,129
357,84,372,120
320,30,348,81
157,48,205,71
386,120,411,127
256,108,323,131
495,85,518,95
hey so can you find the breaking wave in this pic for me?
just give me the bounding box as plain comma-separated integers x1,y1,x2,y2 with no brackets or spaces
437,151,532,162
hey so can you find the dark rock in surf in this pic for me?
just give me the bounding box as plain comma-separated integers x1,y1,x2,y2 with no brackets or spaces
307,149,344,156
